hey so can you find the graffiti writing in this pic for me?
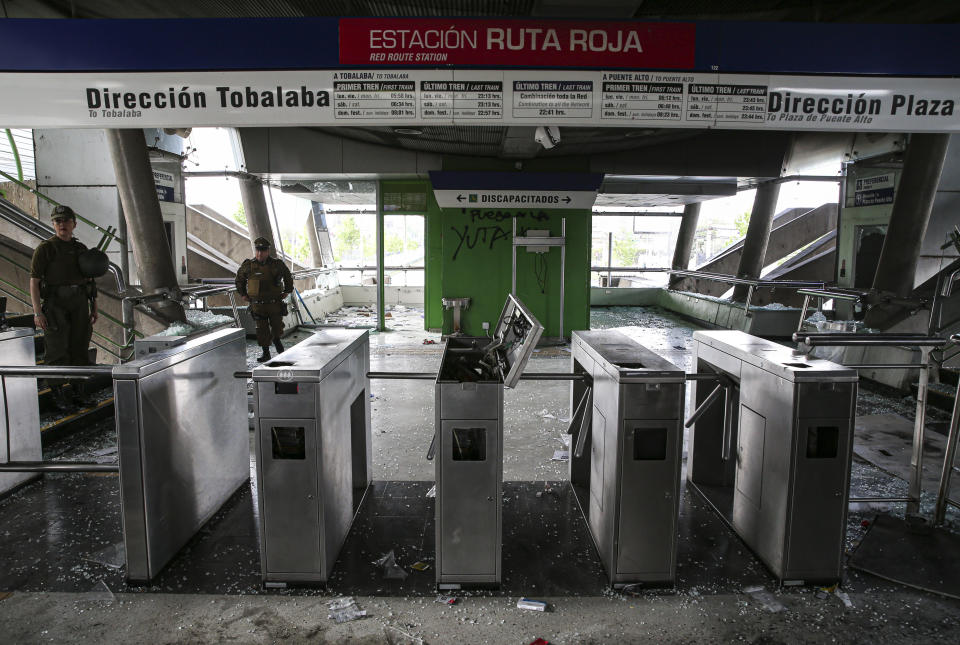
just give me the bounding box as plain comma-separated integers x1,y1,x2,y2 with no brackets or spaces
462,208,550,224
450,224,510,261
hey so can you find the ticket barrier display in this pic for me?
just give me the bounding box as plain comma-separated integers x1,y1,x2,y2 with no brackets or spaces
434,295,542,587
687,330,857,583
113,328,249,583
251,329,371,585
568,330,685,587
0,328,42,497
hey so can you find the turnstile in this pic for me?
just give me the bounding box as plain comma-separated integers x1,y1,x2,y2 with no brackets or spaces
0,328,42,497
113,327,249,583
434,295,542,587
251,329,371,585
688,330,857,583
569,330,685,586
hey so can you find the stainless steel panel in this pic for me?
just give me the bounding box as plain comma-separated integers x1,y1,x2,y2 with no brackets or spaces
438,418,501,582
796,382,856,418
588,405,610,572
735,362,795,578
695,343,743,380
622,383,684,420
115,379,148,580
785,416,854,580
439,381,499,420
251,329,369,382
616,419,682,580
568,350,593,488
692,330,856,583
258,381,317,419
0,329,42,495
693,330,857,383
252,331,370,583
576,330,686,586
574,330,683,381
736,405,766,510
118,331,248,582
113,328,246,379
320,348,369,578
258,417,322,575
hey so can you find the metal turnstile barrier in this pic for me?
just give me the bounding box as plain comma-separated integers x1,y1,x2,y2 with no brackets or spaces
251,329,371,585
687,330,858,584
569,330,685,587
434,294,542,588
113,327,249,583
0,328,42,495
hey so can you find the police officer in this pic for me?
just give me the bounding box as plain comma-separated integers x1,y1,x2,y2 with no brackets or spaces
29,205,98,409
235,237,294,362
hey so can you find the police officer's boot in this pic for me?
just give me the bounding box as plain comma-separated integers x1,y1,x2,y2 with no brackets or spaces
71,381,92,408
258,346,271,362
49,384,70,412
273,339,284,355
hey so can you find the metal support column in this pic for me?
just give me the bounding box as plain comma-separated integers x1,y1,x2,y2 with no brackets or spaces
669,203,701,289
908,347,933,515
732,182,781,302
871,133,950,298
376,182,386,332
105,128,185,323
238,175,275,254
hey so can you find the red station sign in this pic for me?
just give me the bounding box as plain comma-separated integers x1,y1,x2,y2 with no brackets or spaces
339,18,696,69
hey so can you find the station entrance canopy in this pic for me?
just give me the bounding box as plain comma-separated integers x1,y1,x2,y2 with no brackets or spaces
2,18,960,132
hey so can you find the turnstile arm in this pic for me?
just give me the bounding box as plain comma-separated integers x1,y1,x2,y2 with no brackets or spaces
684,382,724,429
573,386,593,459
722,382,736,461
684,374,737,461
426,432,437,461
566,384,592,436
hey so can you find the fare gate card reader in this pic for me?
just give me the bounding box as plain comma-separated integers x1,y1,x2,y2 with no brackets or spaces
434,294,543,587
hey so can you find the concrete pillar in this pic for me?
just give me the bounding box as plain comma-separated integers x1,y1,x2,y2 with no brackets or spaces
238,175,275,255
865,134,950,329
106,129,186,324
871,133,950,297
731,182,781,301
669,202,701,288
306,212,324,267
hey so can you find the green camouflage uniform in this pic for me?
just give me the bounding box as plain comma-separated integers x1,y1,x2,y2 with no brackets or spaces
30,236,96,376
235,256,294,346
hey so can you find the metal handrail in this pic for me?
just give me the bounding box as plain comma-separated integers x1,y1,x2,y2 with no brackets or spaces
3,129,23,181
0,267,138,351
0,169,125,246
0,279,30,306
667,270,827,316
0,365,114,377
591,266,671,273
793,332,947,348
934,333,960,525
668,270,826,290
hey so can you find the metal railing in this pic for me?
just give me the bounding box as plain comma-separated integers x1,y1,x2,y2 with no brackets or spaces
935,333,960,525
0,364,120,473
0,193,138,358
792,329,948,516
0,170,125,247
667,269,827,314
